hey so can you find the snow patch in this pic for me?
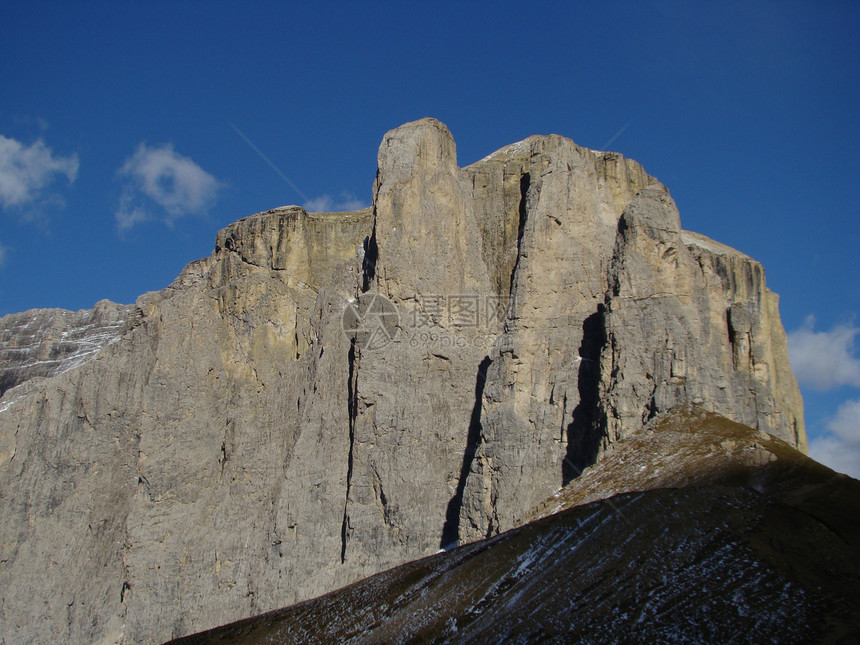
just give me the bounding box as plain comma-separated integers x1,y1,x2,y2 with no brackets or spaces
478,139,532,163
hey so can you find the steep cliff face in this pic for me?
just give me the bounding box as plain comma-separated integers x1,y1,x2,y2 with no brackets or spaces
0,118,804,644
0,207,371,644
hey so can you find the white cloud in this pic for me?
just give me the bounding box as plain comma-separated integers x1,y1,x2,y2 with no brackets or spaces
114,195,150,232
0,134,79,209
116,143,220,229
826,398,860,445
787,316,860,390
810,398,860,479
810,436,860,479
304,192,367,213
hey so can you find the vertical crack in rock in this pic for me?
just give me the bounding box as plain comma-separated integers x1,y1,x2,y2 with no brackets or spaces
341,339,359,563
361,225,378,293
371,466,392,527
727,306,741,370
217,419,233,483
508,172,531,299
564,307,607,484
440,356,492,548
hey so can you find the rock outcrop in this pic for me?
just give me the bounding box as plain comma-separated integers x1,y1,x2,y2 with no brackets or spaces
0,118,805,644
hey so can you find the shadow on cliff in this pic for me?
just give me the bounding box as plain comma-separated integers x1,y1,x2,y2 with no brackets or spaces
563,307,607,485
361,230,378,292
440,356,492,549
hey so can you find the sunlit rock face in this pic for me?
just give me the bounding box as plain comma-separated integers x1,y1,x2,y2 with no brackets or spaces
0,118,804,644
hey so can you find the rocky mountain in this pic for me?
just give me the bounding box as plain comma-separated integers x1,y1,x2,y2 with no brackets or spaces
0,300,135,397
169,407,860,644
0,118,806,644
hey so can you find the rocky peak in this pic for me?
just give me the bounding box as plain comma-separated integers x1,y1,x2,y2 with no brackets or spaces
0,118,806,644
376,117,458,178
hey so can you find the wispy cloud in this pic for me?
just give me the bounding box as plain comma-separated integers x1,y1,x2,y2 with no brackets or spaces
0,240,7,267
789,316,860,478
810,399,860,479
304,193,367,213
787,316,860,390
116,143,220,230
115,195,150,232
0,134,78,209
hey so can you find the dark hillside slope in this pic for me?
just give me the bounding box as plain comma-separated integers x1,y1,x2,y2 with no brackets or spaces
172,409,860,644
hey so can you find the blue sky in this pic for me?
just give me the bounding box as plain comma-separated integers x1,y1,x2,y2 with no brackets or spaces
1,1,859,474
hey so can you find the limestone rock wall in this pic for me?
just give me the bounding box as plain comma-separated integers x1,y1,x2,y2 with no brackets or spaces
0,209,371,643
596,188,805,451
0,118,805,644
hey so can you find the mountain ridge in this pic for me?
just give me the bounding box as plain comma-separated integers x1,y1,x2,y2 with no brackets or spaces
0,118,808,643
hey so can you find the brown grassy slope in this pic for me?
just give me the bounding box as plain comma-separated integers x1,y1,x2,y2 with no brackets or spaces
531,406,858,538
168,407,860,644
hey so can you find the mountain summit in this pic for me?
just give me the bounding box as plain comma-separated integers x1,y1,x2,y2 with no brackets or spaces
0,118,807,643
